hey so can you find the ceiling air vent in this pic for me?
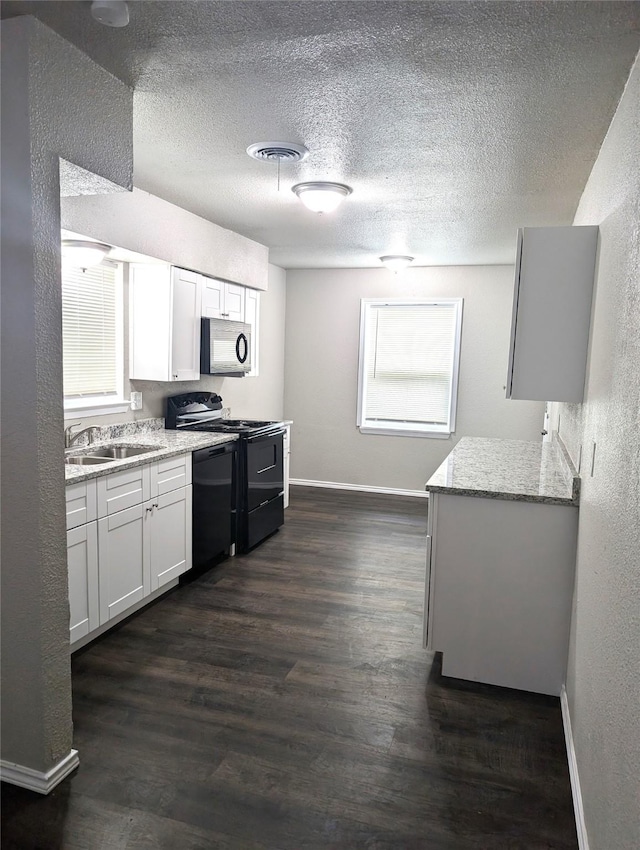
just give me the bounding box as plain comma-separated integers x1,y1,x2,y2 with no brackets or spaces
246,141,309,163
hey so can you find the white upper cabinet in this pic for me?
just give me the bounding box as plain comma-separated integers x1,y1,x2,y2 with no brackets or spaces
130,265,201,381
201,275,245,322
244,288,260,377
506,226,598,403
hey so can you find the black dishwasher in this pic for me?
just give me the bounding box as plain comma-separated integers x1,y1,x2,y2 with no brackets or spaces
192,442,237,568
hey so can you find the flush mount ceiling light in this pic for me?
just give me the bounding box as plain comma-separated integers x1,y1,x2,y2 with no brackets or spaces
292,182,352,214
380,255,414,272
91,0,130,27
61,239,111,268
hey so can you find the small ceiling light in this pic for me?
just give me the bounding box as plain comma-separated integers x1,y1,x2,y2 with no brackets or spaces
380,255,414,272
91,1,129,27
61,239,111,268
292,182,352,214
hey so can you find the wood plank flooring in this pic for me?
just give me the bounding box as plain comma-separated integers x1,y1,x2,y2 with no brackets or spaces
1,486,578,849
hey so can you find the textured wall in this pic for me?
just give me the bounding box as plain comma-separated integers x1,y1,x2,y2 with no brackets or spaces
549,51,640,850
62,187,269,290
285,266,544,491
0,16,132,773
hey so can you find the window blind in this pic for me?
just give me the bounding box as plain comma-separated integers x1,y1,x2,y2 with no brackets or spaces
359,301,462,432
62,262,119,399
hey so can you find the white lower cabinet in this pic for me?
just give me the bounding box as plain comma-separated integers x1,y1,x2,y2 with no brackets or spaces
67,521,99,643
149,486,192,591
283,425,291,508
98,502,149,625
66,453,193,646
425,492,578,696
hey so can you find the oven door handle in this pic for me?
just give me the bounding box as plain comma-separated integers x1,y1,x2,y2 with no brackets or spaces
245,429,285,443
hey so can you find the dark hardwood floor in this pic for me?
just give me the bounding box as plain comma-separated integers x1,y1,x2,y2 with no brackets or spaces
2,487,577,849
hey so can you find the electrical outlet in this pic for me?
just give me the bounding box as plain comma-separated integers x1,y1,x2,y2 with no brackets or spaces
130,391,143,411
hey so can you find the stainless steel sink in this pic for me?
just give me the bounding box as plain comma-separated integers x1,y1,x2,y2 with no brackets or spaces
84,445,159,459
65,455,112,465
65,444,162,465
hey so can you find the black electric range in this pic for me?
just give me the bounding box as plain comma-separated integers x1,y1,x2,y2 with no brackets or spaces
166,394,285,556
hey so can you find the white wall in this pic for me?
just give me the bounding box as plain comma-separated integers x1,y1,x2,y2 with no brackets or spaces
62,187,269,290
549,50,640,850
0,16,132,775
285,266,544,492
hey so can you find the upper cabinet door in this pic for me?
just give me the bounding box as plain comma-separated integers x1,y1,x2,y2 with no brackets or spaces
129,264,172,381
201,276,224,318
506,226,598,403
223,283,245,321
129,264,201,381
170,267,201,381
244,288,260,377
201,276,245,322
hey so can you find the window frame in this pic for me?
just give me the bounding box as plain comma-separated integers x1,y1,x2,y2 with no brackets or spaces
356,297,463,438
62,259,129,419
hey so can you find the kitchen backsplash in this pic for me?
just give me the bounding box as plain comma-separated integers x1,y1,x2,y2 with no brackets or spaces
66,409,230,448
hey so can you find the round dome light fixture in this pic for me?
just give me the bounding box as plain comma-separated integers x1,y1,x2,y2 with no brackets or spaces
380,255,414,272
292,182,352,214
91,1,129,27
61,239,112,268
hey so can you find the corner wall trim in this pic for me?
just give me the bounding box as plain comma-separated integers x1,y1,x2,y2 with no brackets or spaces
0,749,79,795
560,685,590,850
290,478,429,499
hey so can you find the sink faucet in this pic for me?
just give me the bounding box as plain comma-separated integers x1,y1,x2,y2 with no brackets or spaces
64,422,101,449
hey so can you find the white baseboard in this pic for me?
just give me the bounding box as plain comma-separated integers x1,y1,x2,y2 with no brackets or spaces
560,685,590,850
0,748,79,794
290,478,429,499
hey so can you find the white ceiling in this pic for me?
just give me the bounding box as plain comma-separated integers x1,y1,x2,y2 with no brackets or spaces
3,1,640,268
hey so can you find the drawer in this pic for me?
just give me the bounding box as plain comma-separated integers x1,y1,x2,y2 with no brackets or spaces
66,480,97,530
97,464,151,518
150,453,191,497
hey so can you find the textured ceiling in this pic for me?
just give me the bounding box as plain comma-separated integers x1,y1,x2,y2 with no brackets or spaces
3,1,640,268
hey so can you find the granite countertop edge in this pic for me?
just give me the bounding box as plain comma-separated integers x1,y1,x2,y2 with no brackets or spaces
425,483,576,506
425,435,580,507
64,431,239,485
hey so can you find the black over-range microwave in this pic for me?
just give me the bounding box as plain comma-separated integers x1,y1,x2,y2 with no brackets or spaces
200,317,251,376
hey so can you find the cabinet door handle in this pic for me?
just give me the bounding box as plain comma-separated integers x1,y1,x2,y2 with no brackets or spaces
153,503,159,509
146,506,153,514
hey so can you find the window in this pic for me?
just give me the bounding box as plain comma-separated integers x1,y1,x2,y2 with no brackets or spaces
357,298,463,437
62,260,126,414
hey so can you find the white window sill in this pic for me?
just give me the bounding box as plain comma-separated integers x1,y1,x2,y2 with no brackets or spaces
64,399,131,419
358,424,452,439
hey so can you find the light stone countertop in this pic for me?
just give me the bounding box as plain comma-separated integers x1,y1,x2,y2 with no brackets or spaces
425,436,580,506
64,430,238,485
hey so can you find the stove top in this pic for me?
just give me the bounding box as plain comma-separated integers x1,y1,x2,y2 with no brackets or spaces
188,419,282,436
